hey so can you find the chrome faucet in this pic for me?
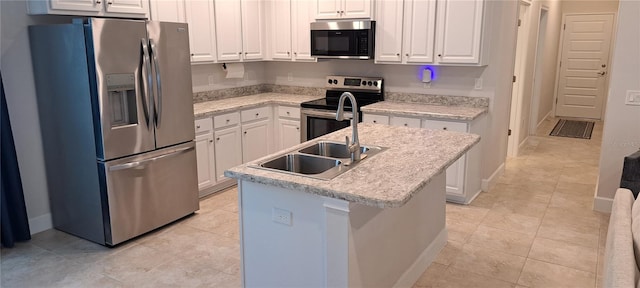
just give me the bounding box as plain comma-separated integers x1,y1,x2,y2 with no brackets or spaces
336,92,361,164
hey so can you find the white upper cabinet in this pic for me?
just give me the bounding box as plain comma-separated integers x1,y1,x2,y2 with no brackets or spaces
215,0,265,62
269,0,315,61
214,0,243,61
150,0,185,22
29,0,148,17
185,0,217,63
104,0,147,15
315,0,372,19
291,0,315,61
375,0,487,65
435,0,484,64
374,0,403,62
375,0,437,64
403,0,437,63
270,0,293,60
241,0,266,60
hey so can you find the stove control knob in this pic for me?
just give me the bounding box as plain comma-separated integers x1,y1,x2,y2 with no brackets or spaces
367,81,373,86
328,79,332,84
373,81,378,86
333,79,338,84
362,81,366,86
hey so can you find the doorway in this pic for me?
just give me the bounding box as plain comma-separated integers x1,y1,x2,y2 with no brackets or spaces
554,13,615,120
530,7,549,133
508,1,531,157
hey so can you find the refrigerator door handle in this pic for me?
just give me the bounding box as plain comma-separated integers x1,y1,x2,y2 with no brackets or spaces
109,146,195,171
140,38,153,129
149,39,163,128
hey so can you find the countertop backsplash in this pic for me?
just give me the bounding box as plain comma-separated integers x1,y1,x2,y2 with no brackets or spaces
193,84,490,109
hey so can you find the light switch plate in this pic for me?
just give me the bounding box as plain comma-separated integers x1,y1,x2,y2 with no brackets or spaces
626,90,640,106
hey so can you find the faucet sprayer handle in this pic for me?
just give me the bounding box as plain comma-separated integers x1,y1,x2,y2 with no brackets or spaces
345,136,350,148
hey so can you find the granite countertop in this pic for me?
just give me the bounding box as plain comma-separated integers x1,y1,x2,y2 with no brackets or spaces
224,123,480,208
193,93,324,118
360,101,487,121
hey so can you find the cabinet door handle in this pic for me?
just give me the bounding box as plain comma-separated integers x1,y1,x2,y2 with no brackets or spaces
438,54,442,57
443,127,448,130
226,119,230,122
95,0,101,4
294,52,297,55
286,111,290,115
405,53,409,56
239,52,242,55
190,53,194,56
404,123,408,127
196,125,200,129
396,53,400,56
244,131,247,135
255,113,259,117
216,137,220,141
245,52,248,55
107,0,112,4
209,140,213,143
336,11,340,14
296,127,300,130
373,120,377,123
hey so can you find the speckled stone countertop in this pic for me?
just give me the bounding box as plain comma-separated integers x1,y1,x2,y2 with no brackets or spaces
224,123,480,208
193,93,324,118
361,101,487,121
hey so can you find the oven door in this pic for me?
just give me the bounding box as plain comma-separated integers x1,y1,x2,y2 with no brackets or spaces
301,109,354,141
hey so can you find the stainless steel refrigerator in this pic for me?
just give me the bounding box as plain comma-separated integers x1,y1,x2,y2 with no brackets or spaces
29,18,199,246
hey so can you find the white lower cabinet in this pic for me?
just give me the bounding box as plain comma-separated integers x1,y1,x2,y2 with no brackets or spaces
277,119,301,150
214,125,243,183
364,112,483,204
242,119,272,163
421,119,469,200
195,118,216,196
276,106,301,150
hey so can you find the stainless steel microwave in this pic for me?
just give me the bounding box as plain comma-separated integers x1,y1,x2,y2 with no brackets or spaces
310,20,375,60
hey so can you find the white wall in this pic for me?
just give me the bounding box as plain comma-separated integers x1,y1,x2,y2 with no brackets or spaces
0,1,77,234
596,0,640,204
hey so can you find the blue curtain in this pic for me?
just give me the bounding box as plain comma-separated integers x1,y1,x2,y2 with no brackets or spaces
1,72,31,247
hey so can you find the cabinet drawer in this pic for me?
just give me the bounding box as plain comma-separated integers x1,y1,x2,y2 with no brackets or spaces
194,118,213,134
421,119,467,132
278,106,300,119
362,114,389,125
390,116,421,128
241,106,272,122
214,112,241,129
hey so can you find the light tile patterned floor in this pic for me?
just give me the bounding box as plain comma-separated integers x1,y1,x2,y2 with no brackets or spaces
1,116,608,288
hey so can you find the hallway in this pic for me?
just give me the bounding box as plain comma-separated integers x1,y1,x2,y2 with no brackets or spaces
415,116,607,287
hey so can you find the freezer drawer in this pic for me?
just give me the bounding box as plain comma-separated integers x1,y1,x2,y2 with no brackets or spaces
101,142,199,245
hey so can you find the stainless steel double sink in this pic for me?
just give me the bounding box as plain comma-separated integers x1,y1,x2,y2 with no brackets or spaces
249,141,386,180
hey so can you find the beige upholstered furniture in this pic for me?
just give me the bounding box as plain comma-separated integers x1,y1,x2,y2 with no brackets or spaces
603,188,640,288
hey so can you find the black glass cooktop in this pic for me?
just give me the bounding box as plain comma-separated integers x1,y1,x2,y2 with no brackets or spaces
301,91,383,111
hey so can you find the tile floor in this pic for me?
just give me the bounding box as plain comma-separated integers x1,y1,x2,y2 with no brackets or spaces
1,116,608,288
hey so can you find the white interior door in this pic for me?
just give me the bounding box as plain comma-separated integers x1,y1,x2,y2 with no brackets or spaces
508,2,530,157
555,13,614,119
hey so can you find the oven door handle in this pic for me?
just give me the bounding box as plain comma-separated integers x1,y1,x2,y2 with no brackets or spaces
302,109,353,119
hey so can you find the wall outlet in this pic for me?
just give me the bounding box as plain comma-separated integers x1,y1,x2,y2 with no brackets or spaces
626,90,640,106
287,72,293,82
474,78,483,90
423,82,431,88
208,75,215,86
272,207,292,226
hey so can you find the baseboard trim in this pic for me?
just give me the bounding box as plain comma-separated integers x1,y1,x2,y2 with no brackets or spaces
29,213,52,235
537,110,552,129
593,196,613,213
518,136,529,153
394,228,447,288
481,162,505,192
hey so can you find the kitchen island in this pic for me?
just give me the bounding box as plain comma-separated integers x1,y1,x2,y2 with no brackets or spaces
225,123,480,287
